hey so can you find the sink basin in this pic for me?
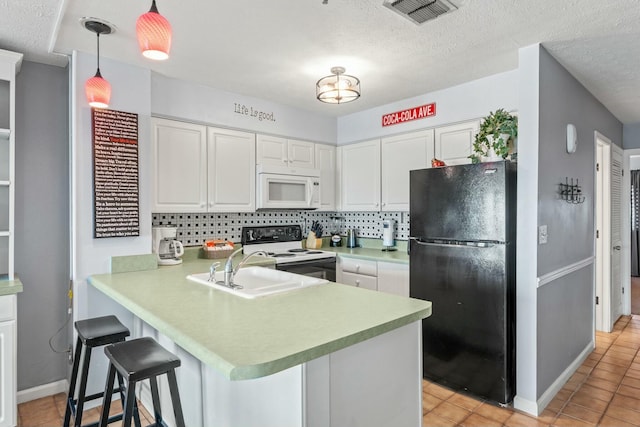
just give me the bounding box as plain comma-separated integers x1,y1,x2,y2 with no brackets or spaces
186,266,328,299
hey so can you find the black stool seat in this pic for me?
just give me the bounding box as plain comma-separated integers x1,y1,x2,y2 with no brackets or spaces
63,315,141,427
75,315,130,346
105,337,181,382
100,337,185,427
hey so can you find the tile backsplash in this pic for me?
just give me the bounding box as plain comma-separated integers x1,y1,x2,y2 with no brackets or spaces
152,211,409,247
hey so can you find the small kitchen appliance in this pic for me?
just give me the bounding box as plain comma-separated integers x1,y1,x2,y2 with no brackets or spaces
330,217,342,247
346,228,358,248
241,225,336,281
381,219,397,251
152,226,185,266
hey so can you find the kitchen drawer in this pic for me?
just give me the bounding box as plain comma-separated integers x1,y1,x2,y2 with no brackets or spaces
0,294,16,321
341,271,377,291
340,258,377,276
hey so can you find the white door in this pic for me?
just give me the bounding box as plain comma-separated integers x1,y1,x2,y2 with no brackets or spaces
340,140,381,211
207,128,256,212
595,142,607,331
315,144,336,211
151,118,207,212
381,130,434,211
610,143,624,325
434,120,480,165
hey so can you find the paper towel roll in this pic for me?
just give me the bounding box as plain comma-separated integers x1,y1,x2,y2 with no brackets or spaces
382,219,395,246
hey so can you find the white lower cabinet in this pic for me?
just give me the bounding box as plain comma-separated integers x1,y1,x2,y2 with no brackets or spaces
337,256,409,297
0,295,16,427
377,261,409,297
338,257,377,290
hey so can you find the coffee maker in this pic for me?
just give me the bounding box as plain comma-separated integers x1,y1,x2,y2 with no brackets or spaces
152,226,185,265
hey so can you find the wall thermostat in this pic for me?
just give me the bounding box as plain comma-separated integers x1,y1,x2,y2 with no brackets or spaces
566,124,577,154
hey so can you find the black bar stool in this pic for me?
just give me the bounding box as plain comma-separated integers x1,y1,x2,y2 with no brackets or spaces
99,337,185,427
63,315,142,427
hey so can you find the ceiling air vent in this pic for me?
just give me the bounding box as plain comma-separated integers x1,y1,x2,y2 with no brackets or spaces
383,0,458,25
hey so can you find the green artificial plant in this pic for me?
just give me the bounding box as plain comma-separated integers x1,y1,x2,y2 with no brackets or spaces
469,108,518,163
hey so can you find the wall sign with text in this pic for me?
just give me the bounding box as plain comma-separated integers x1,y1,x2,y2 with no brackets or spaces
381,103,436,127
92,108,140,238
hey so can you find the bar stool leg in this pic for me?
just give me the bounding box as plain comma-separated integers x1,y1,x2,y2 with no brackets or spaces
63,337,83,427
74,345,93,427
150,376,164,425
121,380,137,427
116,373,142,427
167,369,186,427
98,364,117,427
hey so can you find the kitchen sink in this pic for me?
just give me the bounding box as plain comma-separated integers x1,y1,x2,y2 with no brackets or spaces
186,266,328,299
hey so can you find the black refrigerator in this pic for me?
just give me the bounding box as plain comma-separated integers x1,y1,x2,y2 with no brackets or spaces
409,161,516,405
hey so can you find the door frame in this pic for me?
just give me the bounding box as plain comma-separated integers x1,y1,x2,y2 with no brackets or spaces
595,132,613,332
622,148,640,315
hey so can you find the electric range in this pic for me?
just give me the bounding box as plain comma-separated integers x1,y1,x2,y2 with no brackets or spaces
241,225,336,281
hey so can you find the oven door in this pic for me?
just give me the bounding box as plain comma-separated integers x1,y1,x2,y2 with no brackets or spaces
276,257,336,282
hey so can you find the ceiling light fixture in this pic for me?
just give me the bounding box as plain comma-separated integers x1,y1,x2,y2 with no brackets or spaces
136,0,172,60
83,19,114,109
316,67,361,104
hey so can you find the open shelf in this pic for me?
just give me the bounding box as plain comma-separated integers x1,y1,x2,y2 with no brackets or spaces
0,181,9,187
0,128,9,140
0,232,8,237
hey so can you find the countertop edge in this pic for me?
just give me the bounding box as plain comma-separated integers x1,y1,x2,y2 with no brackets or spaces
0,276,24,296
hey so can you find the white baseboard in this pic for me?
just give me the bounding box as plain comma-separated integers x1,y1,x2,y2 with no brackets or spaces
17,379,69,404
513,340,594,416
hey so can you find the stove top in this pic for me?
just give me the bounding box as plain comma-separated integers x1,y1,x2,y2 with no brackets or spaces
241,225,336,264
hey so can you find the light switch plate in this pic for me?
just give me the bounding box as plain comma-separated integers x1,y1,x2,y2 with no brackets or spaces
539,225,548,244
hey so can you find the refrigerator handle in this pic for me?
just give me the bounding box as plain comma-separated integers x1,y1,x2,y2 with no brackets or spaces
409,237,498,248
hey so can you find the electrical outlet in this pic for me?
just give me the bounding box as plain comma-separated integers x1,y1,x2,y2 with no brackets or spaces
538,225,548,245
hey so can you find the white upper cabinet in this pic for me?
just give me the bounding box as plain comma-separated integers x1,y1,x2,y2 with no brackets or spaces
315,144,336,211
152,119,256,213
257,135,315,168
151,118,208,212
434,120,480,166
207,128,256,212
340,140,381,211
381,130,434,212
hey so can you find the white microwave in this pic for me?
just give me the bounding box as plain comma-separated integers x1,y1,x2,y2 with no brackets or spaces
256,165,321,210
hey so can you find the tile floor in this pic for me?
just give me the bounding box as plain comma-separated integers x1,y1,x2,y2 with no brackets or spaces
17,315,640,427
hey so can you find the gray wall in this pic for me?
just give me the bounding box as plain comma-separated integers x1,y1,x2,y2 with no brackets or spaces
535,47,622,395
15,61,70,390
623,123,640,149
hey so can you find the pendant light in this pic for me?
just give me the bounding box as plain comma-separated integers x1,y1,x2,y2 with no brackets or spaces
83,19,114,109
316,67,361,104
136,0,172,60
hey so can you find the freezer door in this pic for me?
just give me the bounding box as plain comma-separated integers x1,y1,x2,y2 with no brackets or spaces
410,239,515,404
410,161,515,242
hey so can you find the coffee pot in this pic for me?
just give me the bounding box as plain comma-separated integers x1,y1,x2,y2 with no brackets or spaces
152,226,185,265
346,228,358,248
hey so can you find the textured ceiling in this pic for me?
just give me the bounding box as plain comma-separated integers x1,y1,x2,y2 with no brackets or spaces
1,0,640,122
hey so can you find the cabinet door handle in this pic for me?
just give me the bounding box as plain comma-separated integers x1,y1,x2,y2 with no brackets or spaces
356,265,360,272
355,279,360,287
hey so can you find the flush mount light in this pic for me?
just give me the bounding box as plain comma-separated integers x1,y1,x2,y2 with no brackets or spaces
566,123,578,153
136,0,172,60
316,67,361,104
82,18,114,109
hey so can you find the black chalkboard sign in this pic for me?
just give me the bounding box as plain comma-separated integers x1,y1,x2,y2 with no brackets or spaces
92,108,140,238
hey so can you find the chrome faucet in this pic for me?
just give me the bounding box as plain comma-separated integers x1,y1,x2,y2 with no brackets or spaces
218,248,273,289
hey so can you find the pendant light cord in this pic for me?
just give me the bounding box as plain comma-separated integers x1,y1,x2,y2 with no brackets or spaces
96,31,101,75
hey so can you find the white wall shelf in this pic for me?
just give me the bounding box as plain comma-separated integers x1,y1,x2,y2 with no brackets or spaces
0,129,9,140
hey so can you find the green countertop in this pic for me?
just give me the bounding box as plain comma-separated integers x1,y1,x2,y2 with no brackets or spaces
88,255,430,381
0,276,23,296
324,246,409,264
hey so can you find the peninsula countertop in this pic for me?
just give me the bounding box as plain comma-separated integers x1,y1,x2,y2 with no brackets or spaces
88,256,430,381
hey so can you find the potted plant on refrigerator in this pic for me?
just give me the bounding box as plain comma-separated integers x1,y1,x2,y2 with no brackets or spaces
469,108,518,163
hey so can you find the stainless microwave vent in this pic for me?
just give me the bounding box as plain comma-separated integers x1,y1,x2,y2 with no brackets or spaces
383,0,458,24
